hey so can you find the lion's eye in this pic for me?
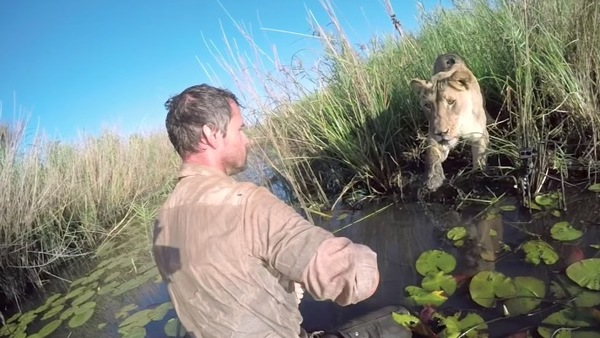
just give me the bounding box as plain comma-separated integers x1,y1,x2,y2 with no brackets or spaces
423,102,432,110
447,99,456,105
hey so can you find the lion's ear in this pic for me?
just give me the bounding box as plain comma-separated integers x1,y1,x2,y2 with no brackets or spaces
410,79,429,94
449,69,475,90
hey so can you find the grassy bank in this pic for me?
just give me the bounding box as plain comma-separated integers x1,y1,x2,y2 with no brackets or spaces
210,0,600,210
0,120,179,306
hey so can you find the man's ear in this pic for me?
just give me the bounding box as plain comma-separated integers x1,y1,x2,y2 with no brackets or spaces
410,79,429,94
201,125,219,149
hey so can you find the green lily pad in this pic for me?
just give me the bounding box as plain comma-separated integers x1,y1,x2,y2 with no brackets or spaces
551,210,561,217
550,221,583,241
566,258,600,290
149,302,173,321
550,276,600,307
415,250,456,276
72,290,96,306
41,304,64,321
36,319,62,337
499,205,517,211
504,276,546,315
74,301,96,314
103,271,122,284
391,312,420,328
447,227,467,241
98,280,120,295
119,309,153,331
535,192,560,207
116,304,139,320
112,276,148,296
522,240,559,265
164,317,181,337
98,322,107,329
405,286,447,307
68,306,95,328
64,287,85,300
119,325,147,338
587,183,600,193
457,312,487,337
438,312,487,338
469,271,516,307
59,306,78,320
421,271,457,296
538,308,600,338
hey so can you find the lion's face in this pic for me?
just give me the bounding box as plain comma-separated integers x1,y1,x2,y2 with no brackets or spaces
411,67,484,147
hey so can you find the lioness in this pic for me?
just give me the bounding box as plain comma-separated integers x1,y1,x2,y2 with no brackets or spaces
410,58,489,191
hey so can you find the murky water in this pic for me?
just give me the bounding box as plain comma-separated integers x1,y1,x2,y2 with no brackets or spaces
1,158,599,337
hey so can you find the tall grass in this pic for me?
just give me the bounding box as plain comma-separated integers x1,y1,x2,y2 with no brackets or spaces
205,0,600,210
0,116,179,306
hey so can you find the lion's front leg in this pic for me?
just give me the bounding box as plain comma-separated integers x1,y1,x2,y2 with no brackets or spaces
425,138,449,191
471,130,489,170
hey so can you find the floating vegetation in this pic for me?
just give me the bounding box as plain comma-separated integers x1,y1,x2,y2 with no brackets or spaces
0,231,180,338
395,213,600,337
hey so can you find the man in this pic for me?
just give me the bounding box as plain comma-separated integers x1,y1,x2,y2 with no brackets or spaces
152,84,380,338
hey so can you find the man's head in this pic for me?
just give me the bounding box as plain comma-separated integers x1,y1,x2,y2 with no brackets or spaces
165,84,249,175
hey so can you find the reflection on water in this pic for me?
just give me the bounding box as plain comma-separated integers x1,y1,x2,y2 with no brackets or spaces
1,160,599,338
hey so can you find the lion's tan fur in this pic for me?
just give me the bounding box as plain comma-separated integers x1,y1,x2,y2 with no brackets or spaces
410,58,489,191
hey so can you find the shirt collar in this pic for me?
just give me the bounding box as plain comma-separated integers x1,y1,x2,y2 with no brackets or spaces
178,163,229,180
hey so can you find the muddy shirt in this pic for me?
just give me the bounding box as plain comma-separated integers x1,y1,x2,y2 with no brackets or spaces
152,163,379,338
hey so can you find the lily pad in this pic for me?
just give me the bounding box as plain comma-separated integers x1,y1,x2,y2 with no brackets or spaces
41,304,64,321
405,286,447,307
421,271,457,296
499,205,517,211
98,280,120,295
521,240,559,265
68,306,95,328
504,276,546,315
415,250,456,276
164,317,182,337
538,308,600,338
535,192,560,207
566,258,600,290
447,227,467,241
391,312,420,328
64,287,85,300
72,290,96,306
103,271,122,284
98,322,107,329
36,319,62,337
119,309,153,333
116,304,139,320
469,271,516,307
588,183,600,193
550,221,583,241
439,312,487,338
59,306,78,320
149,302,173,321
550,276,600,307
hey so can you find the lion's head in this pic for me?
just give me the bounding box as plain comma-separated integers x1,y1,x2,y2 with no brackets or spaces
410,65,486,148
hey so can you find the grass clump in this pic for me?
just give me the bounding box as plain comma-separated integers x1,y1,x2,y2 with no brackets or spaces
0,116,179,307
208,0,600,210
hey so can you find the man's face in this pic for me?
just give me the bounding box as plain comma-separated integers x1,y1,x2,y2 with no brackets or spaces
222,101,249,175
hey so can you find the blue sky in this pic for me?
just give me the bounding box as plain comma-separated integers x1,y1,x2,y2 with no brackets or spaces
0,0,450,143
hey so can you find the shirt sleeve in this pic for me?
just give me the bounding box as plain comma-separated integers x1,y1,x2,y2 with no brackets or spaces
242,185,380,306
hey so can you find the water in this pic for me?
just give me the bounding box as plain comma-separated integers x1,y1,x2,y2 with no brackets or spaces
1,159,599,337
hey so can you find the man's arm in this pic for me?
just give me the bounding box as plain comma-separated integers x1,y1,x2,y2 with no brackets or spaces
242,185,379,306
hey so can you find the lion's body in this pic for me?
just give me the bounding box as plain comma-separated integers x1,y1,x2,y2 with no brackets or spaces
410,54,489,191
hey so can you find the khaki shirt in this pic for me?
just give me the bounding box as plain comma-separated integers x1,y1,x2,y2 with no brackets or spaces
152,163,379,337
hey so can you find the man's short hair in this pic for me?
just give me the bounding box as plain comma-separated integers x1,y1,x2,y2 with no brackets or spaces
165,84,240,158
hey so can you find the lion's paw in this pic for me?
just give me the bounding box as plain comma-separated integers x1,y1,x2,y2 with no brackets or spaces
426,170,445,191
